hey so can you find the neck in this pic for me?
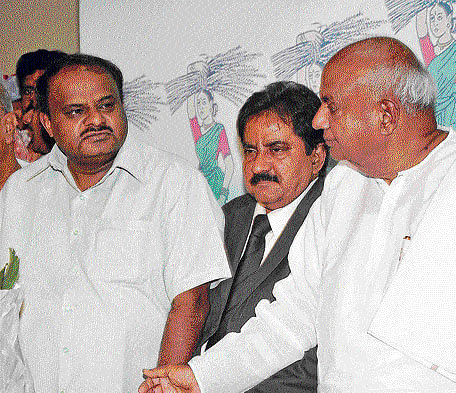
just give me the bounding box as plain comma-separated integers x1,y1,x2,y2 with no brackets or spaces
27,150,42,162
438,34,454,47
380,124,446,184
201,119,215,131
68,158,115,191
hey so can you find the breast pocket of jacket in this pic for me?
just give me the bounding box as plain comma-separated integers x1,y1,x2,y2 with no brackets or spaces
93,220,156,284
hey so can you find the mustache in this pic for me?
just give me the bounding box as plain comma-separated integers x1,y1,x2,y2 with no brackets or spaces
250,172,279,185
24,103,35,113
81,125,114,137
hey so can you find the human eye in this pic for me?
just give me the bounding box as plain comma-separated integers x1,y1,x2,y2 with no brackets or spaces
243,146,256,157
328,103,338,114
99,100,116,111
64,107,84,117
270,143,290,156
22,87,36,96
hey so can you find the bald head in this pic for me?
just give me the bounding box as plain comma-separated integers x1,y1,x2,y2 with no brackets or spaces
327,36,436,113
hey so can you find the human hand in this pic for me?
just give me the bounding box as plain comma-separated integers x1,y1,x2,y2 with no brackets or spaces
187,61,209,90
296,27,323,47
139,364,201,393
0,112,18,145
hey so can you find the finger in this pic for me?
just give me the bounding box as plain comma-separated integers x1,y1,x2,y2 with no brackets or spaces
138,380,149,393
160,377,179,393
143,366,170,379
139,375,156,392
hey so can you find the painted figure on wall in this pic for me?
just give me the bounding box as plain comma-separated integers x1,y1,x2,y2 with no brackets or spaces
386,0,456,127
187,62,234,204
295,27,324,92
417,2,456,126
272,13,385,92
166,46,263,204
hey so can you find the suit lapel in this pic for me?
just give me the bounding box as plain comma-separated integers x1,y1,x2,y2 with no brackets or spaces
227,177,324,310
215,195,256,316
224,195,256,273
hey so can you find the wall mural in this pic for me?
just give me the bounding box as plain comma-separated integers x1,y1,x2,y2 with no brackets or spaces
165,46,264,204
272,13,386,93
123,75,165,130
385,0,456,126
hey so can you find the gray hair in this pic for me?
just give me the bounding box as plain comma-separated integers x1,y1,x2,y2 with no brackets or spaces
386,62,437,113
0,84,13,114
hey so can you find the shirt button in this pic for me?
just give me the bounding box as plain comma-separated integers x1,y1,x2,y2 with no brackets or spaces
63,347,69,354
73,229,79,236
79,194,86,201
62,304,72,313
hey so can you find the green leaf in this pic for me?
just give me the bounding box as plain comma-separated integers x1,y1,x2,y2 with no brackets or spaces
0,264,5,289
3,248,20,290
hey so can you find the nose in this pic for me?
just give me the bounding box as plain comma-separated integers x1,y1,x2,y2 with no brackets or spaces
251,150,272,174
312,104,329,130
85,107,106,126
22,109,33,125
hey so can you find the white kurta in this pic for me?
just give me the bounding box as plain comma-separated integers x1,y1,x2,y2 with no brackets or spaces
189,128,456,393
0,134,231,393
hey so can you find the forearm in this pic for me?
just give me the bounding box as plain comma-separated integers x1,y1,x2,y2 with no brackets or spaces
157,284,210,366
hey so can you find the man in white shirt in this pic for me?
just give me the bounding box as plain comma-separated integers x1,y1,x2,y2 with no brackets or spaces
141,37,456,392
191,81,327,393
0,53,230,393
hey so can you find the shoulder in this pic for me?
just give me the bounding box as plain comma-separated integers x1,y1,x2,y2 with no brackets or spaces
322,161,365,194
3,155,51,191
126,137,207,187
222,194,255,215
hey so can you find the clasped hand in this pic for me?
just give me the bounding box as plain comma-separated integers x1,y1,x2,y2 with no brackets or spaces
138,364,201,393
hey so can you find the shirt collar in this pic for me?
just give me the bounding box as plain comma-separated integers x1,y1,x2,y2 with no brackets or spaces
46,132,146,185
253,178,318,239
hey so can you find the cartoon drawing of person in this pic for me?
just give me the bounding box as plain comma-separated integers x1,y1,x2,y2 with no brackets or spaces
166,46,263,204
187,62,234,204
295,28,324,92
416,2,456,126
272,13,384,85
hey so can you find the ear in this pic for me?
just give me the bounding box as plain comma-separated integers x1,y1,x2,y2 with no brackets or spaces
39,112,53,138
379,99,399,136
212,102,218,117
310,143,327,176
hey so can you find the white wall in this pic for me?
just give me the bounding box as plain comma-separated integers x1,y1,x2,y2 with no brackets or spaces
79,0,440,202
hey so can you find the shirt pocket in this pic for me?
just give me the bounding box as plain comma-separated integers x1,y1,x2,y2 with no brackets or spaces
93,220,152,284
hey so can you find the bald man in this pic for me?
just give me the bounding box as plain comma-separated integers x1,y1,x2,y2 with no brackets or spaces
141,37,456,393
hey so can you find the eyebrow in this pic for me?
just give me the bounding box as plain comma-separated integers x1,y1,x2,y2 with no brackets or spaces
97,94,116,103
265,140,288,148
242,140,288,149
320,95,332,104
63,95,117,108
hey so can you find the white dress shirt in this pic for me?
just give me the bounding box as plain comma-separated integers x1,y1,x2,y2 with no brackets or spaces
189,128,456,393
248,178,317,266
0,133,231,393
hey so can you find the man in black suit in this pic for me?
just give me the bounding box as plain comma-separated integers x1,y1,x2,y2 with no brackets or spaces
196,81,327,392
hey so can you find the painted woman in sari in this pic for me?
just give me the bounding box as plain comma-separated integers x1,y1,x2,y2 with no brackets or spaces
187,88,234,204
295,28,324,93
416,1,456,126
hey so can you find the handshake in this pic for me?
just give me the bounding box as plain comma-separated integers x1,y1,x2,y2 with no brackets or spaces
139,365,201,393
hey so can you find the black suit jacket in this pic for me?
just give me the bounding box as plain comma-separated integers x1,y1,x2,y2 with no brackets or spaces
196,177,324,393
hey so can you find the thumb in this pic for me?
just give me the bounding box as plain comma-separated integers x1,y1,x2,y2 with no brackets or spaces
143,365,200,392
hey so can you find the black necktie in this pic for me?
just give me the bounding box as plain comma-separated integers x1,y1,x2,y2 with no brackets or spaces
234,214,271,282
206,214,271,348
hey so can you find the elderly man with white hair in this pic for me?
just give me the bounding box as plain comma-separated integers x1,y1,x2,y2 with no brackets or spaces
142,36,456,393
